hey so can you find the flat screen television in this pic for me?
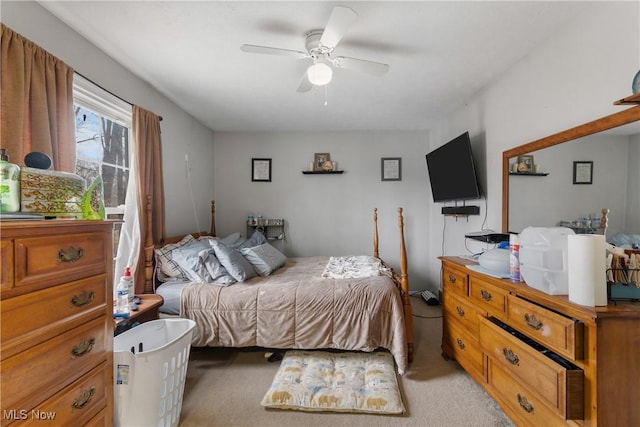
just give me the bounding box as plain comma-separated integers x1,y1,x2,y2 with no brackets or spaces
425,131,482,203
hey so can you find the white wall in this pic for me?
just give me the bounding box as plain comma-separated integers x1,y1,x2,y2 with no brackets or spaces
212,131,432,289
1,1,216,236
425,1,640,288
3,1,638,293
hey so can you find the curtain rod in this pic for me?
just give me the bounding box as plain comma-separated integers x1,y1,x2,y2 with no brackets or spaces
75,71,163,121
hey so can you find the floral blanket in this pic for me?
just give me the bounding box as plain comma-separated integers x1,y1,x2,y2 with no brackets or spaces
321,255,391,279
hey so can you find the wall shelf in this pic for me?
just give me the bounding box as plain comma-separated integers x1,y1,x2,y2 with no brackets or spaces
614,92,640,105
509,172,549,176
302,171,344,175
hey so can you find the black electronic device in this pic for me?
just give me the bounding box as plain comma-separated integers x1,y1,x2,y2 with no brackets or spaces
465,232,511,244
425,131,482,205
442,206,480,216
421,290,440,306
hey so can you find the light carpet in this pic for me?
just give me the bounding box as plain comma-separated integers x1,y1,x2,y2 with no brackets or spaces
261,350,404,414
177,297,515,426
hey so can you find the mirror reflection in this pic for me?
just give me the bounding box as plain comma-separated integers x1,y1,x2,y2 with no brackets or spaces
507,121,640,243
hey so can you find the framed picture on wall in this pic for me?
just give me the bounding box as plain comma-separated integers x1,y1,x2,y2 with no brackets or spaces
314,153,331,171
516,155,535,173
251,158,272,182
573,160,593,184
381,157,402,181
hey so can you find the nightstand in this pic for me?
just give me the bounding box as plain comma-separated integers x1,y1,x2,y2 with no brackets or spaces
114,294,164,335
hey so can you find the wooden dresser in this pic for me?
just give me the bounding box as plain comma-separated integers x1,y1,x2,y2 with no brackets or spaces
440,256,640,427
1,220,114,426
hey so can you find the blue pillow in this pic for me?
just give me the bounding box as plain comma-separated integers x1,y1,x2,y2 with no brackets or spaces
236,230,268,250
210,240,257,282
240,243,287,276
200,248,236,286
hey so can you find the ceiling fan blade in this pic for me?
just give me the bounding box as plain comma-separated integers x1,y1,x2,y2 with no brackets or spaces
320,6,357,49
240,44,308,59
296,71,313,93
333,56,389,76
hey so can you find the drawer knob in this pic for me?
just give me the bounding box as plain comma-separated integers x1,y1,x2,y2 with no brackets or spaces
480,289,492,301
58,246,84,263
524,313,543,330
517,393,534,413
456,338,465,350
448,274,457,284
71,337,95,358
456,306,465,317
72,387,95,410
71,290,95,308
502,348,520,366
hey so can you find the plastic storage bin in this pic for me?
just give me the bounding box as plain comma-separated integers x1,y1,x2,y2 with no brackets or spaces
114,318,196,427
519,226,575,295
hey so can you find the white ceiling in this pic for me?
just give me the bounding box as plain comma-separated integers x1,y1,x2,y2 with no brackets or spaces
40,1,592,132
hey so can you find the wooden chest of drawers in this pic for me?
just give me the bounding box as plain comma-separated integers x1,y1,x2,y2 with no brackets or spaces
440,256,640,427
1,220,114,426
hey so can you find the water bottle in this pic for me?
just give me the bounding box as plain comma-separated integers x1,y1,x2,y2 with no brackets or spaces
114,268,131,318
509,234,521,283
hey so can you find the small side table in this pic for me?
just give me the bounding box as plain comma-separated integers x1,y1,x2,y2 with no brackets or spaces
114,294,164,335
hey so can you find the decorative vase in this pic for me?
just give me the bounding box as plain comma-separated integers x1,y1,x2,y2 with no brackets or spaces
633,70,640,94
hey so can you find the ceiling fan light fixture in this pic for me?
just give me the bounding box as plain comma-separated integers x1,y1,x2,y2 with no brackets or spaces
307,61,333,86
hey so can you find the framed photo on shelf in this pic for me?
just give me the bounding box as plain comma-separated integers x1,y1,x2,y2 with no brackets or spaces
573,160,593,184
381,157,402,181
251,158,272,182
314,153,331,171
516,155,535,173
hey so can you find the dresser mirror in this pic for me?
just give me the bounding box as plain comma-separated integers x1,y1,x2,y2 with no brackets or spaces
502,105,640,236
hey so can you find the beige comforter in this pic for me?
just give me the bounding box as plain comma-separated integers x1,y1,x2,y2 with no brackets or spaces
180,256,408,374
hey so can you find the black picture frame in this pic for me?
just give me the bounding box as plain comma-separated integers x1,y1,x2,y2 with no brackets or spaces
381,157,402,181
251,158,272,182
573,161,593,184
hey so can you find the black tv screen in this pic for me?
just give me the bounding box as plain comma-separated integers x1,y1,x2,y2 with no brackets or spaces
425,132,482,203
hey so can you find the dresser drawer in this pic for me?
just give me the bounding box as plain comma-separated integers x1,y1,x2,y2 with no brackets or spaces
0,240,13,290
442,265,468,298
487,358,567,426
469,277,508,319
479,316,583,419
444,318,484,381
18,364,109,427
1,317,108,412
443,289,483,336
507,295,584,361
15,232,108,290
1,275,107,357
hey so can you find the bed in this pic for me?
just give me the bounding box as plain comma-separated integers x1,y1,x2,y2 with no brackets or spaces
142,200,414,374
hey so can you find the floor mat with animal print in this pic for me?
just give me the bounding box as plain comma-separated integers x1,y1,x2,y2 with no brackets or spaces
261,350,405,414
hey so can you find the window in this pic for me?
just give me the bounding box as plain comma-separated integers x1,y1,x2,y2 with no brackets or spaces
73,74,132,213
73,74,133,257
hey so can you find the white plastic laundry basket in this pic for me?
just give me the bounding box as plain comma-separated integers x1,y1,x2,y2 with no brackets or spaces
114,318,196,427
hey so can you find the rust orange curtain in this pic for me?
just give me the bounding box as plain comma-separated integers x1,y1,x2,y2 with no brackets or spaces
132,106,165,293
0,23,75,172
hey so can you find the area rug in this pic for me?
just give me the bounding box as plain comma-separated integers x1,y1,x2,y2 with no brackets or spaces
261,350,405,414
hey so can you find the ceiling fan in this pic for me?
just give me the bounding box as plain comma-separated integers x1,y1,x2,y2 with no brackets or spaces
240,5,390,92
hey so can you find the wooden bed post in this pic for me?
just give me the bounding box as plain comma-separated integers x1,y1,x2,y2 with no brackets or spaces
600,208,609,236
210,200,217,236
143,194,155,293
373,208,379,258
398,207,414,362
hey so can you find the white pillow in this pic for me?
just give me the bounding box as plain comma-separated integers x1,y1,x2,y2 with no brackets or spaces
240,243,287,276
